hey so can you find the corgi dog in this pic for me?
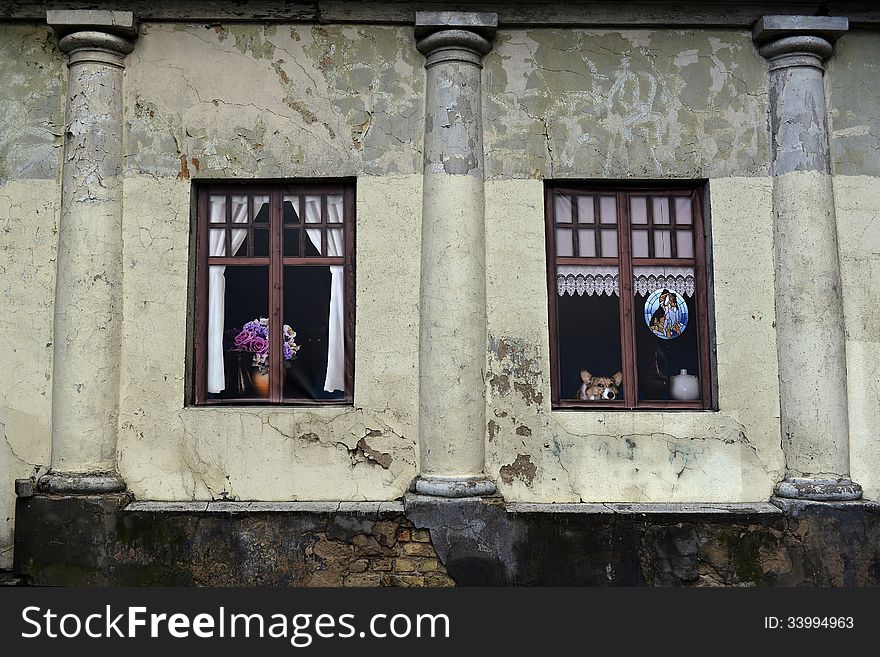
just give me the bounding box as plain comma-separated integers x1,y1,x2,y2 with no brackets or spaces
578,369,623,401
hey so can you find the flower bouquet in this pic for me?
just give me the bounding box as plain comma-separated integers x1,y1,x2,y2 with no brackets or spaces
229,318,300,395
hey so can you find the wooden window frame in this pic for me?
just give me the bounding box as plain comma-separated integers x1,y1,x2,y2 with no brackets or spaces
193,181,356,406
545,182,713,411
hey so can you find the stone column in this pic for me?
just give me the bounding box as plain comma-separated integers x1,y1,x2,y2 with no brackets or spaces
41,11,138,493
412,12,497,497
754,16,861,501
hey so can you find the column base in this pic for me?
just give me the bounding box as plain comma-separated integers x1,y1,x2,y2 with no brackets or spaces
38,471,126,494
774,477,862,501
412,474,497,498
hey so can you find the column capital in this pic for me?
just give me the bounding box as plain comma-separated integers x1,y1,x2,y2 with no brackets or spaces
48,9,138,65
415,11,497,68
753,15,848,70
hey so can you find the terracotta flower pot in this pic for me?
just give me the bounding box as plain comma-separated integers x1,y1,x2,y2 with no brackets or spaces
251,369,270,397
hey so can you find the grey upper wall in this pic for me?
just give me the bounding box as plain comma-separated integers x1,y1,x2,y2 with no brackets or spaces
827,30,880,177
124,23,425,179
484,29,770,180
0,24,64,183
2,9,879,183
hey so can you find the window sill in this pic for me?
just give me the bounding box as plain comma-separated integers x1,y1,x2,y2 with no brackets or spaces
553,400,713,411
192,398,353,407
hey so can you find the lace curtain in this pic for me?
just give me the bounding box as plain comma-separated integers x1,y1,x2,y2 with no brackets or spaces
557,265,695,298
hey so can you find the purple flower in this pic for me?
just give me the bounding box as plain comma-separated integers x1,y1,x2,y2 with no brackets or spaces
229,317,299,366
250,336,269,355
234,329,254,348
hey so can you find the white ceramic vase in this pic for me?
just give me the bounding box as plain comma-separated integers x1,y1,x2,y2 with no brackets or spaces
670,369,699,400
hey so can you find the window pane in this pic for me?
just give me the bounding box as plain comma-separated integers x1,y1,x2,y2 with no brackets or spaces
283,195,299,223
284,228,301,256
209,195,226,223
577,196,594,223
631,196,647,224
632,229,649,258
635,285,700,402
578,229,596,257
652,197,670,224
253,228,270,257
283,265,345,400
675,197,692,224
556,228,573,256
327,195,344,223
555,194,572,223
231,195,249,224
556,265,622,401
211,265,269,400
676,230,694,258
230,229,248,257
305,228,322,256
304,196,322,223
253,195,269,223
599,196,616,224
209,229,226,256
328,228,344,257
600,229,618,257
654,230,672,257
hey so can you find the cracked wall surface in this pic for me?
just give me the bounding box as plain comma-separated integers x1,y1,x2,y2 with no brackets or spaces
835,177,880,501
825,33,880,502
2,20,879,532
799,29,880,498
60,23,880,505
0,24,62,567
484,177,784,502
124,23,424,179
117,23,425,501
0,24,63,183
482,29,769,180
827,30,880,177
118,174,421,500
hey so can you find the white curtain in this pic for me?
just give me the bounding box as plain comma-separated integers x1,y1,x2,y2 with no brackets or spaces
207,196,250,393
304,196,345,393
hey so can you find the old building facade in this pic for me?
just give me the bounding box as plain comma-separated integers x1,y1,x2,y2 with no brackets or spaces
2,1,879,585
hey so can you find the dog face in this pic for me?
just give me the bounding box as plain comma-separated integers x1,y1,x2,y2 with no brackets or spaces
578,369,623,401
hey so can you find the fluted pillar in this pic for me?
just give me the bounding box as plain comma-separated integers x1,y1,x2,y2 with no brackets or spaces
412,12,497,497
754,16,861,500
41,11,138,493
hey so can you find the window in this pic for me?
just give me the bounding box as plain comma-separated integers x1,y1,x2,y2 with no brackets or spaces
193,182,355,405
546,183,712,409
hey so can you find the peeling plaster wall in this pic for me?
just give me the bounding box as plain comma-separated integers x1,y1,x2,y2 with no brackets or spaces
4,20,876,521
0,25,62,567
484,177,783,502
124,23,424,179
118,175,422,500
827,30,880,177
117,23,425,501
825,31,880,500
483,29,769,180
835,177,880,501
481,28,781,502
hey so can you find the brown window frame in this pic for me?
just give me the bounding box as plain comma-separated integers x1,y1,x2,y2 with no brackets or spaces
545,182,713,410
192,181,356,406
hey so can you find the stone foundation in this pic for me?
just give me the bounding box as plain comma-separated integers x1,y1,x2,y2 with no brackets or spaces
12,493,880,586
